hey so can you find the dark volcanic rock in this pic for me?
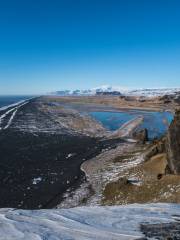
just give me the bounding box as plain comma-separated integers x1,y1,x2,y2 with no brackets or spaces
96,91,121,96
159,94,173,104
174,94,180,104
133,128,148,144
166,110,180,174
141,221,180,239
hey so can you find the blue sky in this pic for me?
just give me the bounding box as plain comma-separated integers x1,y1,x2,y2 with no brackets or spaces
0,0,180,94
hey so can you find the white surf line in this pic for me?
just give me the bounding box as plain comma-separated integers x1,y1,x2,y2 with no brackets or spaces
0,101,29,130
0,96,36,111
0,99,27,111
0,107,17,124
3,109,18,130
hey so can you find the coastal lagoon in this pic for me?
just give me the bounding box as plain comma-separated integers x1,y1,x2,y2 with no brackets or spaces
89,110,173,139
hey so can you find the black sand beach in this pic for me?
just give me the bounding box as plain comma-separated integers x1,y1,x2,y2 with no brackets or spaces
0,98,123,209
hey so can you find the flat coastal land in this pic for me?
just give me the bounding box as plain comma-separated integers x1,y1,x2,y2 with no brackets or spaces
0,96,130,209
0,95,179,209
45,94,179,112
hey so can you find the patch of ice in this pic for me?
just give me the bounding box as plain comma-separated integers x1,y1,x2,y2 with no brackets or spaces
0,203,179,240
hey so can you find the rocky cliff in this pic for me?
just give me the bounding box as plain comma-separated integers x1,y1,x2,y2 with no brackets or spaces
166,109,180,174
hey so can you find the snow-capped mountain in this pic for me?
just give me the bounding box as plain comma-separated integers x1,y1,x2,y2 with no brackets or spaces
127,88,180,97
50,85,180,97
51,85,123,96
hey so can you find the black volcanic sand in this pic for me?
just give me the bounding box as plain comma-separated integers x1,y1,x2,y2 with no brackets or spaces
0,129,123,209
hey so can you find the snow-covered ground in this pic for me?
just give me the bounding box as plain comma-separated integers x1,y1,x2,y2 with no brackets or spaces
58,142,144,209
0,203,179,239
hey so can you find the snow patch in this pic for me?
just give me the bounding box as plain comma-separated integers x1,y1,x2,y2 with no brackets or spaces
32,177,42,185
66,153,76,159
0,203,179,239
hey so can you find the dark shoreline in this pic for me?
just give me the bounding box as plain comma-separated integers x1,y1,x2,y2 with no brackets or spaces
0,126,123,209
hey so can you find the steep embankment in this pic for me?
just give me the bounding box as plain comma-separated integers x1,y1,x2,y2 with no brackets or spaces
166,110,180,174
102,109,180,205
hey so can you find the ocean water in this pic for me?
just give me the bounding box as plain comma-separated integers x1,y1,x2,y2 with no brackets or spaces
0,96,32,108
89,110,173,139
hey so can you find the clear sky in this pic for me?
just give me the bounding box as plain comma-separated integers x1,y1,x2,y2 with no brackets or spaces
0,0,180,95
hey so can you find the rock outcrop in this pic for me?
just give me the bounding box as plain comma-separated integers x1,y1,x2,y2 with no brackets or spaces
143,138,166,161
174,94,180,104
133,128,148,144
166,109,180,174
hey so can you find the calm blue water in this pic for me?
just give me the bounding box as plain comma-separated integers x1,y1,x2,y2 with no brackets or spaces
89,110,173,139
0,96,31,108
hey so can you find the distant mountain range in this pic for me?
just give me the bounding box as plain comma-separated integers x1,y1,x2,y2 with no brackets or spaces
50,85,180,97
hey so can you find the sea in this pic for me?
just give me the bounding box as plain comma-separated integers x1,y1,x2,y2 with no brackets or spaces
0,96,33,108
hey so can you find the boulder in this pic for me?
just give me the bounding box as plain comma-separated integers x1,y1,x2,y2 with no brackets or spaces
143,137,166,161
166,109,180,174
133,128,148,144
159,95,172,104
174,94,180,104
